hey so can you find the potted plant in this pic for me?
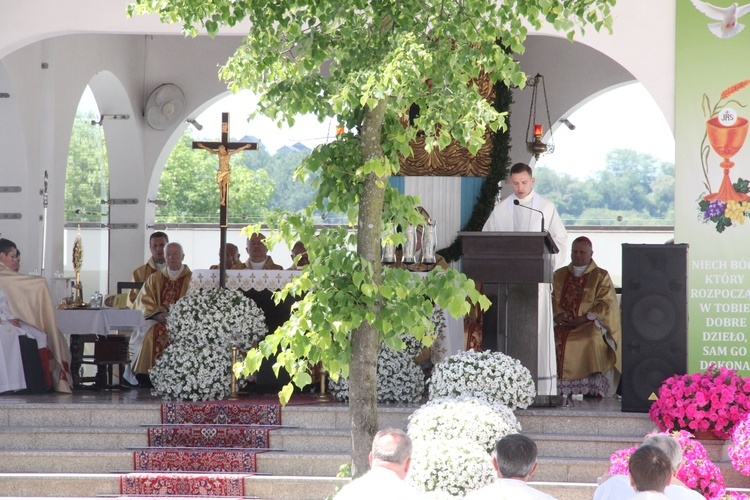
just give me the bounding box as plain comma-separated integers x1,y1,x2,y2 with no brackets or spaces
150,287,267,401
428,349,535,409
649,365,750,439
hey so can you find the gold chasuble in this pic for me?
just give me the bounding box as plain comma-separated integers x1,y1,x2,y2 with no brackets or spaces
133,266,191,374
0,264,73,393
128,257,160,308
552,260,621,392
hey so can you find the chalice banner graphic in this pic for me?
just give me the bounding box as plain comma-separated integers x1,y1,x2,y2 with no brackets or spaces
698,80,750,233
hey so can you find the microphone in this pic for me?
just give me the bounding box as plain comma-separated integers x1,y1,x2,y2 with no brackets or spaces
514,199,545,232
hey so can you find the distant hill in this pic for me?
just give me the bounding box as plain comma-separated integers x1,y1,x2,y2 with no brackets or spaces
276,142,311,155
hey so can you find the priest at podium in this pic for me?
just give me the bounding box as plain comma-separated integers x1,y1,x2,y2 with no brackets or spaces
482,162,567,397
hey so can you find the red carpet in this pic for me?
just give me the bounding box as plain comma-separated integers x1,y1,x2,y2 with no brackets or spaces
122,398,326,495
134,448,262,473
161,401,281,425
120,472,248,496
148,425,276,448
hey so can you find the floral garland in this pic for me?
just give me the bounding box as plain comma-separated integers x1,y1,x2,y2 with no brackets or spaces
406,438,495,497
150,287,267,401
649,365,750,439
607,430,726,499
429,349,535,409
697,79,750,233
328,346,425,404
408,396,519,453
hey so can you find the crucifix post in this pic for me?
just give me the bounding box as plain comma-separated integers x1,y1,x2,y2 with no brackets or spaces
193,112,258,287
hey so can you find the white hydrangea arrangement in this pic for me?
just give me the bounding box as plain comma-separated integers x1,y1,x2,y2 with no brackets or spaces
408,397,520,453
328,346,425,404
406,438,495,497
150,287,267,401
429,349,535,409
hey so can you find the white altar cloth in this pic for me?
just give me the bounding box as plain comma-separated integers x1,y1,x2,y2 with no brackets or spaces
190,269,465,362
54,308,148,337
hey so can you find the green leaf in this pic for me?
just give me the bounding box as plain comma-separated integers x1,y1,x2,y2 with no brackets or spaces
279,383,294,405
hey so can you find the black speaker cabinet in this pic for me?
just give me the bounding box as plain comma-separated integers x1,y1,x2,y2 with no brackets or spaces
621,244,688,413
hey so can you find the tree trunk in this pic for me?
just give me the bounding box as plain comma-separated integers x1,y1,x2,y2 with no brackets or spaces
349,98,388,475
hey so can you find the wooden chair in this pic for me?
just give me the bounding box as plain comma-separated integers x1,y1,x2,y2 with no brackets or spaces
70,334,131,390
116,281,143,295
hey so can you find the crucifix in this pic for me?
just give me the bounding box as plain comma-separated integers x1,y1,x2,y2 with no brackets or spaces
193,112,258,287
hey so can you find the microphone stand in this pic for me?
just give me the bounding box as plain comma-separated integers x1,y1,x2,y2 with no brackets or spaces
41,171,49,275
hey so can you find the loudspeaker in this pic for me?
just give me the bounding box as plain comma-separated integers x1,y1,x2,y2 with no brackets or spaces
621,244,688,413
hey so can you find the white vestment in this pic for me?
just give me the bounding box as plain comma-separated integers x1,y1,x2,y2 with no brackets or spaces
482,191,568,396
0,288,49,392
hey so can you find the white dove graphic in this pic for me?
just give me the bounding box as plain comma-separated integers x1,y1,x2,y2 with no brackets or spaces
691,0,750,38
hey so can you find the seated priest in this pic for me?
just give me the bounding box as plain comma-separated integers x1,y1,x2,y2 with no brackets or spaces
128,231,168,308
209,242,241,270
232,232,283,270
552,236,621,398
287,240,309,270
0,238,73,393
132,242,192,386
387,207,448,271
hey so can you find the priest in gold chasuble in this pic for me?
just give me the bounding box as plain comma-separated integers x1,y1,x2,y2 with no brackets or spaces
552,236,621,398
132,242,191,376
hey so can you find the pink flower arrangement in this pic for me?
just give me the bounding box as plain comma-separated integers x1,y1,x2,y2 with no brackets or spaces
729,413,750,476
607,430,727,499
649,365,750,439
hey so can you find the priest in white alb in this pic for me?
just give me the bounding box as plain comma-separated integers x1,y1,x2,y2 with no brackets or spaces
482,162,568,397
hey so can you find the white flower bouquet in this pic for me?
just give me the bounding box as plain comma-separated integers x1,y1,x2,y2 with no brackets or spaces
328,346,425,404
429,349,535,409
150,287,267,401
408,397,520,453
407,438,495,497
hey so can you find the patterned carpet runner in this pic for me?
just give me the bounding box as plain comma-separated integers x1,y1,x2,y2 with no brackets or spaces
122,400,283,496
120,472,248,496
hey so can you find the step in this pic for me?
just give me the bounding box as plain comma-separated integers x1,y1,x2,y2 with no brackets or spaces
280,404,414,430
269,428,351,452
0,473,344,499
0,426,146,450
0,403,161,427
516,408,656,437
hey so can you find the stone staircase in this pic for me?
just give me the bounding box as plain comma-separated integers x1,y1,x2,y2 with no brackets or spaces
0,398,748,499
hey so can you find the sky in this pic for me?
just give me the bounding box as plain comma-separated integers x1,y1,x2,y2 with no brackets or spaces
79,81,673,167
535,83,675,179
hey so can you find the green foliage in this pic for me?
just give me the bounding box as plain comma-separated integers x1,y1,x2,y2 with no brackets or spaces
535,148,676,226
128,0,616,466
243,146,317,213
65,112,109,223
156,131,274,223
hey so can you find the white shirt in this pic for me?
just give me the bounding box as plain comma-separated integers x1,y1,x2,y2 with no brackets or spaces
334,466,425,500
464,478,557,500
594,475,704,500
629,492,669,499
482,190,568,270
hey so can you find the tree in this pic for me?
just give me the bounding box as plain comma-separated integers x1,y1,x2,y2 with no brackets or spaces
535,150,675,226
157,131,274,223
129,0,615,472
65,112,109,223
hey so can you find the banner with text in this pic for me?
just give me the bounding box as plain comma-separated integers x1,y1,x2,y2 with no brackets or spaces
675,1,750,374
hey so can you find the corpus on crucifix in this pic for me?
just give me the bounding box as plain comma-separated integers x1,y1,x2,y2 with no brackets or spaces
192,112,258,287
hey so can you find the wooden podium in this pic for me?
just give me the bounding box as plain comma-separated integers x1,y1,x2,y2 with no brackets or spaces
459,232,560,406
